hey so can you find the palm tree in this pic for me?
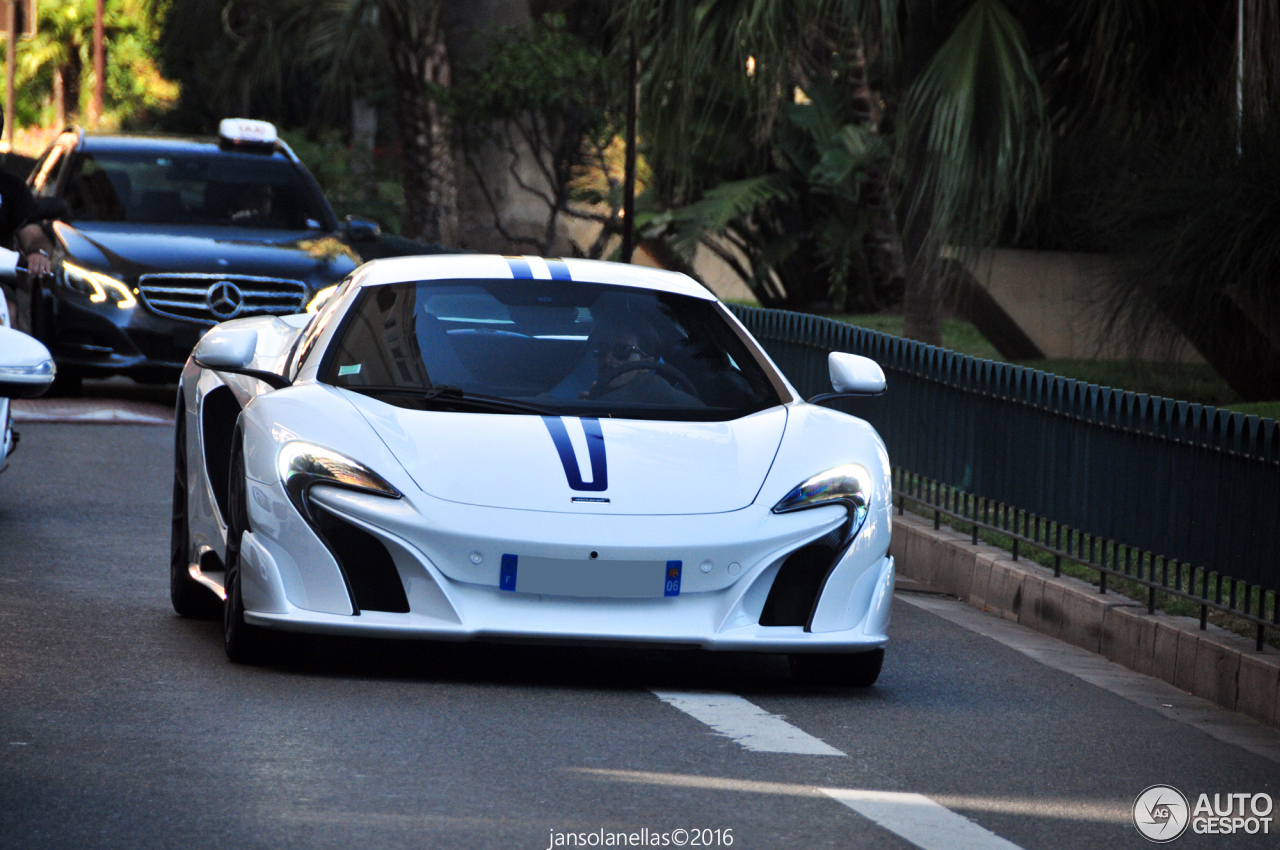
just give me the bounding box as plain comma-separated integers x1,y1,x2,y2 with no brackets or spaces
619,0,1049,344
163,0,458,246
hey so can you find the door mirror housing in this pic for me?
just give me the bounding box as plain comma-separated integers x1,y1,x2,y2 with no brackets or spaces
192,326,291,390
343,216,381,243
193,326,258,370
0,326,56,398
829,352,886,395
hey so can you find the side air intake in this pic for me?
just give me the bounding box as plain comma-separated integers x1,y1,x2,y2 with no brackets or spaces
312,506,410,613
759,530,841,628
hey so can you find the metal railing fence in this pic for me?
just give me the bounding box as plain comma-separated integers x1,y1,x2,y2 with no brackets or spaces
731,305,1280,648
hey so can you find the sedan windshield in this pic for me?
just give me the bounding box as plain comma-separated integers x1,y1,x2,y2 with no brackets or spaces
63,151,331,230
320,279,786,421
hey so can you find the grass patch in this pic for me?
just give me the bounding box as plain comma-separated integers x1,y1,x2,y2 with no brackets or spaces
1012,359,1240,407
1226,400,1280,420
759,307,1278,417
825,314,1003,360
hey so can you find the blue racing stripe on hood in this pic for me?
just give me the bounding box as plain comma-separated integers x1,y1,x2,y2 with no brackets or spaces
546,258,572,280
542,416,608,492
506,256,533,279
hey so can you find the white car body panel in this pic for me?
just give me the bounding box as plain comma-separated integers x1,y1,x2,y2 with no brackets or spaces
178,255,895,656
346,394,788,514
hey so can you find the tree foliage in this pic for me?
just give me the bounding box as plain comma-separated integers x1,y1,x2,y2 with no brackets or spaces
14,0,176,130
445,15,621,256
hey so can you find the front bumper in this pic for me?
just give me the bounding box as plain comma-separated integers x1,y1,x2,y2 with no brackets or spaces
236,480,895,654
41,289,208,379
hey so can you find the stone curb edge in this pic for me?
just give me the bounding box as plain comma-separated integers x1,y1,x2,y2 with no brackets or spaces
890,512,1280,728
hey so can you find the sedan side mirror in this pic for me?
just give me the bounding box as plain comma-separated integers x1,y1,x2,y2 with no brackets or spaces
344,216,381,243
192,326,291,390
0,326,56,398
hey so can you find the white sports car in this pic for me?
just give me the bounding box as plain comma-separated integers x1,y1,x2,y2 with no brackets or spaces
174,255,894,684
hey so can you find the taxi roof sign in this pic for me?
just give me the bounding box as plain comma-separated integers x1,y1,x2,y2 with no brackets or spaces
218,118,278,146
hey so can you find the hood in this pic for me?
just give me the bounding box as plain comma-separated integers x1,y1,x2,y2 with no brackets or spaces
345,392,789,515
53,221,360,288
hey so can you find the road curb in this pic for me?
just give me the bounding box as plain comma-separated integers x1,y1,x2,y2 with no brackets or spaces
890,512,1280,728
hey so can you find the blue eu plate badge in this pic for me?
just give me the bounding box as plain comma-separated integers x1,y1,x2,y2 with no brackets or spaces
664,561,682,597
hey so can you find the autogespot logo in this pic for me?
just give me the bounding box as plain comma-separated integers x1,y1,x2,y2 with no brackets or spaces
1134,785,1190,843
207,281,244,319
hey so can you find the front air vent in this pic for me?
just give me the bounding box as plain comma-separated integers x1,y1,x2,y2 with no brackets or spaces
312,506,410,613
138,274,307,324
759,533,840,628
201,386,241,524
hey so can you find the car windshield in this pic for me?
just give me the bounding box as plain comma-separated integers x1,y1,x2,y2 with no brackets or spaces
321,279,786,421
62,150,331,230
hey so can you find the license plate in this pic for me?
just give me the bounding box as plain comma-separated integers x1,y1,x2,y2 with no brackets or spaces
500,555,681,598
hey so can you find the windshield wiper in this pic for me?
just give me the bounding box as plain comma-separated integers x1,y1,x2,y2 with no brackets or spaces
346,384,553,415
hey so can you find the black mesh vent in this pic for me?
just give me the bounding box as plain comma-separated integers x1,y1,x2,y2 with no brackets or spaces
201,386,241,523
313,506,410,613
759,537,838,628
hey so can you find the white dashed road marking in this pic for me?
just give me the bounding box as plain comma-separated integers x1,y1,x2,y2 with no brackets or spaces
578,769,1034,850
650,690,845,756
823,788,1026,850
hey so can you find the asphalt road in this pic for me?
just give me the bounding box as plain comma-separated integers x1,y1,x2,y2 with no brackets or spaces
2,422,1278,849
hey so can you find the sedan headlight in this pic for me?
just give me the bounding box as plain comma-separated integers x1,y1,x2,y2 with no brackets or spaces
62,261,137,309
772,463,872,544
277,441,401,521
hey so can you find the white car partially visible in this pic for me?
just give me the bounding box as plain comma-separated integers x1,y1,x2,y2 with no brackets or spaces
0,248,57,472
175,255,895,685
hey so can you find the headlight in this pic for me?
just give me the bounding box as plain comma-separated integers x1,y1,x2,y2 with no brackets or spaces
306,284,338,313
277,441,401,520
772,463,872,543
62,261,137,309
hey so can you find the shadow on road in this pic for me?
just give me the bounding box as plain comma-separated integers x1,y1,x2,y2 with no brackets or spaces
174,616,888,699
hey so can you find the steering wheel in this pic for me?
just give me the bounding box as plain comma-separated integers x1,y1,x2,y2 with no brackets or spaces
586,360,699,400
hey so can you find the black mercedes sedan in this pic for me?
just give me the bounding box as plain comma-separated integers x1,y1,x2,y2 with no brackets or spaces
12,119,369,388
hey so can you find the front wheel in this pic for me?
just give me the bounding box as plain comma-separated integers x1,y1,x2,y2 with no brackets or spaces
789,648,884,688
223,435,269,664
171,400,220,619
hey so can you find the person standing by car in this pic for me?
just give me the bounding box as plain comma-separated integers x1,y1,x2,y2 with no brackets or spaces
0,112,55,327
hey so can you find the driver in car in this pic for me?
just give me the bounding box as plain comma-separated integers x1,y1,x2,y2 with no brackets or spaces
581,312,701,406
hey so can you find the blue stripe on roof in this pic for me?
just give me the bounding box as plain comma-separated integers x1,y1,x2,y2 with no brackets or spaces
506,257,533,279
546,259,572,281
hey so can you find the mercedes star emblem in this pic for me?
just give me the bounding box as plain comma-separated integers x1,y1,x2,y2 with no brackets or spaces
206,281,244,319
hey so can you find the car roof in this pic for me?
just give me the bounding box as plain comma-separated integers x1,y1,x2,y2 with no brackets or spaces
78,133,292,160
351,255,716,300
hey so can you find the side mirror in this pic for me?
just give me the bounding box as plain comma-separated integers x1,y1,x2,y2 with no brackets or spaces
344,216,381,243
192,326,291,390
33,197,70,221
828,352,886,395
0,326,56,398
193,326,257,370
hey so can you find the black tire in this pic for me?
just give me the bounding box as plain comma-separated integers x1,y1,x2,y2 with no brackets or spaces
223,434,269,664
47,368,83,397
170,399,221,619
789,648,884,688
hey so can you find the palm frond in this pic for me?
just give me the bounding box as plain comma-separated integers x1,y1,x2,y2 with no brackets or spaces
901,0,1049,253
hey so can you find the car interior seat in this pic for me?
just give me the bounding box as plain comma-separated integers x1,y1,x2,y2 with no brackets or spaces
413,311,478,388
